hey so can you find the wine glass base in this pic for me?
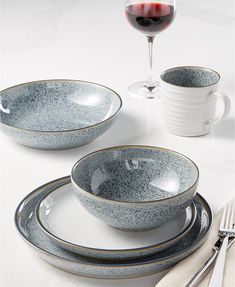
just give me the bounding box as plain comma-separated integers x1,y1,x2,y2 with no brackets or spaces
128,81,161,99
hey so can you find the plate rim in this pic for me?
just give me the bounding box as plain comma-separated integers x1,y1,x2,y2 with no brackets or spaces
15,175,213,268
35,176,197,259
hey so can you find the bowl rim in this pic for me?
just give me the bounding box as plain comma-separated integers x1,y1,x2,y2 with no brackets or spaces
71,145,200,205
0,79,122,134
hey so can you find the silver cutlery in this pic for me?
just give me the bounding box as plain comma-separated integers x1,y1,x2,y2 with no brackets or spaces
185,236,235,287
208,202,235,287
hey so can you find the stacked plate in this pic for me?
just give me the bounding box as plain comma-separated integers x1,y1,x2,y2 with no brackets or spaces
15,146,213,279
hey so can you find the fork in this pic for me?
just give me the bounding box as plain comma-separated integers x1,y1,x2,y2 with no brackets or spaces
208,201,235,287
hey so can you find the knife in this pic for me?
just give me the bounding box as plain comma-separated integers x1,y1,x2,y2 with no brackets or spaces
185,236,235,287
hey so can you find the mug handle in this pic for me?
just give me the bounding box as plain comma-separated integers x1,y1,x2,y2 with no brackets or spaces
0,92,11,114
204,92,231,129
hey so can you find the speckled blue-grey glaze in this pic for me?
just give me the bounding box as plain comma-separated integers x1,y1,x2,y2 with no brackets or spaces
161,66,220,88
71,146,199,231
15,176,212,279
0,80,122,149
36,181,196,260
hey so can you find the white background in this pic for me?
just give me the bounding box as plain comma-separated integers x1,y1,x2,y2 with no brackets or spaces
0,0,234,286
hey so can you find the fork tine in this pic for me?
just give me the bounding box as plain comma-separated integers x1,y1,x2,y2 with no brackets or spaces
229,201,235,229
220,203,227,230
225,203,231,229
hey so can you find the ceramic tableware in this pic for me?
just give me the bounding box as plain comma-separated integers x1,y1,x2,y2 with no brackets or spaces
15,176,212,279
71,145,199,231
0,80,122,149
36,178,197,260
160,66,231,137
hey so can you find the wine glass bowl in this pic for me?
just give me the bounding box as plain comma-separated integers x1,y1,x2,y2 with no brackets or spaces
125,0,176,99
125,2,175,36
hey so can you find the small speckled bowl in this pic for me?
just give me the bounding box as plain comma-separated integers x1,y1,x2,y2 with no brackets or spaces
71,145,199,232
0,80,122,150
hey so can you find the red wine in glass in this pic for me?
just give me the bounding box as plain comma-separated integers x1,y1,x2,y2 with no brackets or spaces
126,2,175,36
125,0,175,99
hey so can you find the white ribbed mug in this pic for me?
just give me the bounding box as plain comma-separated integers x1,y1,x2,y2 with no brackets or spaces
160,66,231,137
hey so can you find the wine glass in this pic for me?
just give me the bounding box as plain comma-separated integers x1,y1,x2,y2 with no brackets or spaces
125,0,176,99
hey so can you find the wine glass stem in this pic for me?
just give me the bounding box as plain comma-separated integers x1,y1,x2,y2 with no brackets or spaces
147,36,155,88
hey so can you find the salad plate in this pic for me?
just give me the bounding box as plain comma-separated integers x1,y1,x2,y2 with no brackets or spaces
15,176,212,279
36,177,197,260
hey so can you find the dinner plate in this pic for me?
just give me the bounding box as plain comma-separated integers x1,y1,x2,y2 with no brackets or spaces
36,179,197,260
15,176,212,279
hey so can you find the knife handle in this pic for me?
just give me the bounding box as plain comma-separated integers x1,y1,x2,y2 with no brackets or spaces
185,249,219,287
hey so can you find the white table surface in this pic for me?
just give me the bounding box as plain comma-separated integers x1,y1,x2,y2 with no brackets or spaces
0,0,234,286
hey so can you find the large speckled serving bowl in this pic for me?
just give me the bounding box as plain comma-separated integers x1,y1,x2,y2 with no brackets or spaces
0,80,122,149
71,146,199,232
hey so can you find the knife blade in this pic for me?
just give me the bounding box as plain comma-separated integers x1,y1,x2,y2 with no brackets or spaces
185,236,235,287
